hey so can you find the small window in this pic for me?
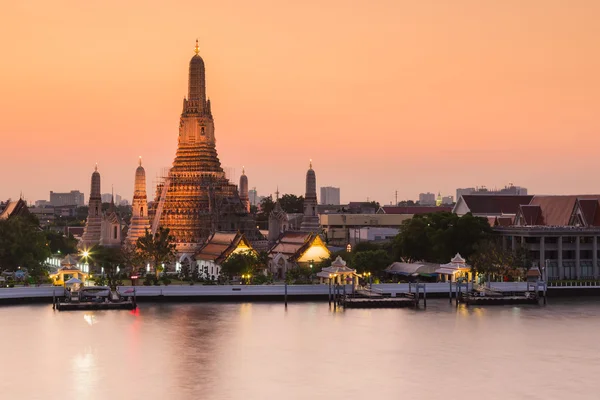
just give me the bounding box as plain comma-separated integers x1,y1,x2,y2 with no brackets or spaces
201,127,205,135
113,226,118,239
140,206,144,216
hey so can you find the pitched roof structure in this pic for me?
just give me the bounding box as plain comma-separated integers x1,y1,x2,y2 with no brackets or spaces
512,195,600,227
455,195,533,216
269,231,330,262
377,206,452,215
0,198,30,220
195,232,255,264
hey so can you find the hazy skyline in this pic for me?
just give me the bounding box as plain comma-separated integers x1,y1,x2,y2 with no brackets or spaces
2,0,599,205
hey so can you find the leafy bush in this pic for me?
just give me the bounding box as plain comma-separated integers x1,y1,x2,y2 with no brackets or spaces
93,275,107,286
253,273,273,285
161,276,172,286
285,267,313,284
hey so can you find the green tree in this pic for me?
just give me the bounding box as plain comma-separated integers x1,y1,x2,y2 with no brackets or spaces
352,241,381,254
92,245,124,289
259,196,275,215
469,239,530,282
119,243,145,282
136,227,177,279
220,251,259,280
255,195,275,228
352,249,391,275
45,231,78,254
0,216,50,283
392,212,492,263
279,194,304,213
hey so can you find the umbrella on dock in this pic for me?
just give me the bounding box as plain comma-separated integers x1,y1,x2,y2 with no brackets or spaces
65,277,82,285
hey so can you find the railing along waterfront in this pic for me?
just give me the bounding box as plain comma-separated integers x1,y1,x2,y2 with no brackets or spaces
8,281,600,302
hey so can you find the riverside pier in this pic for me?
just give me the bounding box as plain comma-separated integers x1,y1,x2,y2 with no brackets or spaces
6,281,597,306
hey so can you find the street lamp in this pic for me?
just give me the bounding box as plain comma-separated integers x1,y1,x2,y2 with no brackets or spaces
364,272,372,290
346,243,352,253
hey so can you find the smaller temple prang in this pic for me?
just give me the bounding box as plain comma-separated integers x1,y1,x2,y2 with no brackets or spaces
126,157,150,246
300,160,320,232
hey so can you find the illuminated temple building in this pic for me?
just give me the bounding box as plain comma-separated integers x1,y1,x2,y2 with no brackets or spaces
150,41,256,253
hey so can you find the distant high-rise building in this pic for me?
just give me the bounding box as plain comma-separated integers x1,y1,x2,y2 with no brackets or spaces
442,195,454,205
419,192,436,206
49,190,84,207
456,184,528,201
320,186,340,205
101,193,123,204
249,189,258,206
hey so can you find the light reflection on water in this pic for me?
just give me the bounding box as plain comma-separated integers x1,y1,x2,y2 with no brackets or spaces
1,299,600,400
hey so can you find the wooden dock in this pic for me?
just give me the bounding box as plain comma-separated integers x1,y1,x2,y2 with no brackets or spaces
56,300,136,311
460,294,539,306
343,297,417,308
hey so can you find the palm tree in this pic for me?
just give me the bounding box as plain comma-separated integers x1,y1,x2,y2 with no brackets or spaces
136,227,176,279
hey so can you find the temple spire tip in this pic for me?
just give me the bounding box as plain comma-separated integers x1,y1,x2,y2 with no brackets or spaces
194,39,199,55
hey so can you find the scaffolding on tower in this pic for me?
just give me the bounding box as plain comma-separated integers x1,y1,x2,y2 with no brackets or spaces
151,168,171,235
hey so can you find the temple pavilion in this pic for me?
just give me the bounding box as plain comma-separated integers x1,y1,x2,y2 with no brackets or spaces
435,253,473,282
317,256,357,285
50,255,89,286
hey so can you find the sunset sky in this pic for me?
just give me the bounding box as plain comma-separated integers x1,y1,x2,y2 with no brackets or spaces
1,0,599,205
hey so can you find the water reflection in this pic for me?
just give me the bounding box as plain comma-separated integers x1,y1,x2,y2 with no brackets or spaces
1,299,600,400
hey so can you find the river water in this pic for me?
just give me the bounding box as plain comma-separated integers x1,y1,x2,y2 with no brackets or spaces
1,299,599,400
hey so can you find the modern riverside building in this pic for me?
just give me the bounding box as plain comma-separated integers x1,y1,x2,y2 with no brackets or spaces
494,195,600,280
453,194,600,280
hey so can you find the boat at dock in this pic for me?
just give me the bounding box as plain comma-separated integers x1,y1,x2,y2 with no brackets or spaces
457,282,543,306
54,286,137,311
341,284,424,309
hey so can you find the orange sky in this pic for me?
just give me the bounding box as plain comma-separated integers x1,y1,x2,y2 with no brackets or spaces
1,0,599,205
